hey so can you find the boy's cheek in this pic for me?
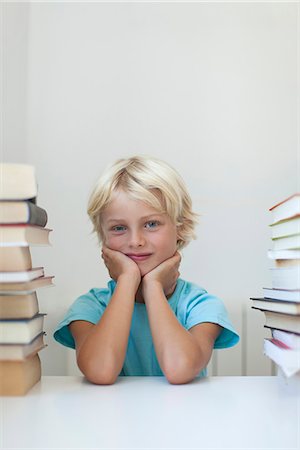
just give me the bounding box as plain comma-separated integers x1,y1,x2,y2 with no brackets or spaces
104,235,122,251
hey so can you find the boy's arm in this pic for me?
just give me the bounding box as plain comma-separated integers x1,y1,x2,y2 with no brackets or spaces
143,255,221,384
69,249,140,385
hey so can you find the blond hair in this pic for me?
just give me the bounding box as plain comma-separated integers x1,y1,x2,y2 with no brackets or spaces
87,156,198,250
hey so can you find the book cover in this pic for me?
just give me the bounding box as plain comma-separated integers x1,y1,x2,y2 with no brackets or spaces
256,309,300,334
0,267,44,283
0,292,39,319
0,164,37,201
0,313,46,344
268,249,300,260
0,247,32,271
0,225,52,247
251,297,300,314
264,338,300,377
0,201,48,226
272,329,300,350
263,287,300,302
269,194,300,224
271,234,300,251
269,215,300,239
0,353,41,395
0,275,54,293
0,333,46,360
270,267,300,290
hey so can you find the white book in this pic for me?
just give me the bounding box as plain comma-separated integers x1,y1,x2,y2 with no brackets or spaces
272,234,300,251
271,267,300,290
0,267,44,283
263,288,300,302
269,216,300,238
268,249,300,260
0,225,51,247
0,333,46,360
251,298,300,314
272,329,300,350
0,163,37,200
0,314,45,344
264,338,300,378
270,194,300,224
270,216,300,239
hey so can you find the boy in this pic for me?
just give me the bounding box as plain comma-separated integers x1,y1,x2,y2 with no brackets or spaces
54,156,239,384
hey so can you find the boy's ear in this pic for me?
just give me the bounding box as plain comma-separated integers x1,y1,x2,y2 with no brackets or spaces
176,225,185,250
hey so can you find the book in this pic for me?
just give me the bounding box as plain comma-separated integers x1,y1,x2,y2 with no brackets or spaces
268,249,300,260
0,246,32,271
271,329,300,350
263,338,300,377
0,313,46,344
0,332,46,360
253,309,300,334
0,275,54,293
0,267,44,283
269,194,300,224
269,215,300,239
0,201,48,226
251,298,300,314
273,260,300,268
263,287,300,302
0,353,41,395
270,267,300,289
0,224,51,246
0,163,37,202
271,234,300,251
0,292,39,319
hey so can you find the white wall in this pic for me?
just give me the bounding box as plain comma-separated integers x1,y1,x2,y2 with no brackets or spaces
1,2,29,163
3,2,298,376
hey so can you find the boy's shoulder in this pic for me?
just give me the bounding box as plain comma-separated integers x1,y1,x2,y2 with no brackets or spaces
176,278,225,311
75,280,116,307
177,278,209,303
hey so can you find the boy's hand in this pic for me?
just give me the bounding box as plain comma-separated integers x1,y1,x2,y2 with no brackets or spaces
142,252,181,298
101,246,141,288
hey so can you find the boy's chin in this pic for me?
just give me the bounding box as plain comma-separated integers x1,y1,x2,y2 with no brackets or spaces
139,267,152,277
138,262,156,277
138,260,164,277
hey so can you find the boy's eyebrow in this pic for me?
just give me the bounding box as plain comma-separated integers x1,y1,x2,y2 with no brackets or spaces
106,214,164,224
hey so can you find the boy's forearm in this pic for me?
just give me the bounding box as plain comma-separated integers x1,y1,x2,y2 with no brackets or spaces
77,276,137,383
144,283,206,384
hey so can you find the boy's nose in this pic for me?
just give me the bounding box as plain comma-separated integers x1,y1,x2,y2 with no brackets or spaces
128,230,145,248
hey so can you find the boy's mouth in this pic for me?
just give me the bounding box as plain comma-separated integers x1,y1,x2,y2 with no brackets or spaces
126,253,152,262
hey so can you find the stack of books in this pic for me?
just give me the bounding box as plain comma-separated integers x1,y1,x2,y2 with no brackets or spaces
251,194,300,379
0,163,54,395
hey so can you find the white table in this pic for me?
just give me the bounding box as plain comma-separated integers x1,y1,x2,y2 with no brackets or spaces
1,376,299,449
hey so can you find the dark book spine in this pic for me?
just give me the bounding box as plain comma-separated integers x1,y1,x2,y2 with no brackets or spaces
27,202,48,227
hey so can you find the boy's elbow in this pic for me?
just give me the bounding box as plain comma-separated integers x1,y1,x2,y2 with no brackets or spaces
77,356,118,385
163,356,202,385
86,371,118,385
165,371,196,385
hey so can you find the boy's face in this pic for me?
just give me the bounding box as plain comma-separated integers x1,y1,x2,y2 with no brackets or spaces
101,190,178,276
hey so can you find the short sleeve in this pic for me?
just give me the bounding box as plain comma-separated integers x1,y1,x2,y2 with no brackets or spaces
184,291,240,349
53,286,112,349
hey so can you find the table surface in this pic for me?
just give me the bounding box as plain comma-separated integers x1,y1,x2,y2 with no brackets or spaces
1,376,299,450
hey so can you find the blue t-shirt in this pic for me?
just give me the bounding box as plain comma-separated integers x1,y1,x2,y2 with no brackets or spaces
53,278,239,377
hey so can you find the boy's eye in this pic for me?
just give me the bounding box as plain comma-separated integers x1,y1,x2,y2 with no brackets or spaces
145,221,160,229
111,225,127,232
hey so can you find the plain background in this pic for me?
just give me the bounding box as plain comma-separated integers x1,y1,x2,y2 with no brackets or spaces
1,1,298,376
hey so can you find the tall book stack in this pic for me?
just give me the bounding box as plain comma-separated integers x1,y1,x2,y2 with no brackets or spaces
251,194,300,379
0,163,54,395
